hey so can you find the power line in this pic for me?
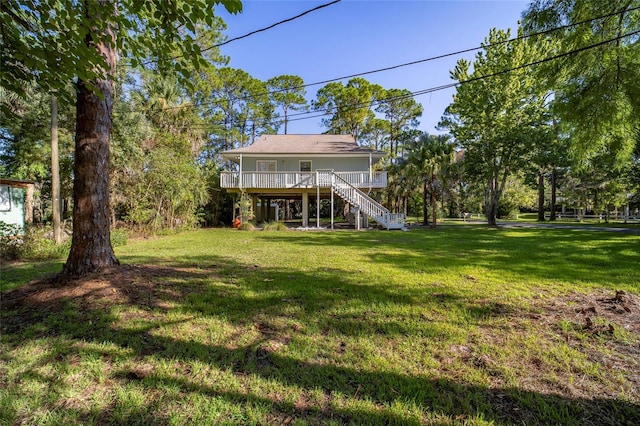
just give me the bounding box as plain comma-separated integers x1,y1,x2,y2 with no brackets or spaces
174,28,640,130
144,5,639,115
286,28,640,123
140,0,341,66
204,0,341,52
288,4,640,90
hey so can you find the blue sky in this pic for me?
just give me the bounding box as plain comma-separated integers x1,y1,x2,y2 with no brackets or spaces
217,0,530,135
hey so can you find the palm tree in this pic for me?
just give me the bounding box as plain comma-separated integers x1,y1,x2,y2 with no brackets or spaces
405,133,455,228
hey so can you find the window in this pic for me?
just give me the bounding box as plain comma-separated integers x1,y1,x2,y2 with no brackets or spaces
299,160,312,172
0,185,11,211
256,160,277,172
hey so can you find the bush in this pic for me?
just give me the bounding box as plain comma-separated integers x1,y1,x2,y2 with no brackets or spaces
110,228,129,247
262,221,289,231
1,223,129,261
238,222,256,231
0,222,24,260
16,226,70,260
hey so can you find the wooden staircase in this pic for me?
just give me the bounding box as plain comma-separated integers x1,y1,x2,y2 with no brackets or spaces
320,171,405,230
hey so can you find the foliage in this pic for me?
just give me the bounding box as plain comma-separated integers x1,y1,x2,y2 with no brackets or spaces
2,0,243,277
0,0,242,107
498,174,538,218
403,133,455,227
313,78,383,141
266,75,308,134
110,228,129,247
440,28,550,226
359,117,390,150
0,87,75,222
238,221,256,231
236,192,254,224
196,67,276,158
375,88,423,157
261,221,289,231
0,223,70,260
0,222,23,259
522,0,640,166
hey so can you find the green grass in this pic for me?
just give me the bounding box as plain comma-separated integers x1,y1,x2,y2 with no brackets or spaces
1,226,639,425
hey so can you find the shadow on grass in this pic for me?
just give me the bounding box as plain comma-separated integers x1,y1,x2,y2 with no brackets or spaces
2,257,639,425
258,227,640,290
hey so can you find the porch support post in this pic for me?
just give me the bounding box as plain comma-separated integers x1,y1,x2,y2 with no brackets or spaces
331,188,334,230
239,154,243,189
266,197,271,222
317,184,320,229
261,197,267,223
369,153,372,185
302,192,309,228
252,195,258,222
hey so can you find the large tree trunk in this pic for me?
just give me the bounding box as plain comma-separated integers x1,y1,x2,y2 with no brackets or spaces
63,0,119,277
485,178,499,227
537,170,545,221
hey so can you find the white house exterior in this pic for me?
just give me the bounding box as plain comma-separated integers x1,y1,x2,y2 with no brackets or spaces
220,134,404,229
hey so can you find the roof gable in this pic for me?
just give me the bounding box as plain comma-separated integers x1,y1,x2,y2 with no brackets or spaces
221,135,385,158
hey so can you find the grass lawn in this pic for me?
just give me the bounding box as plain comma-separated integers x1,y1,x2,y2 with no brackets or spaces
1,226,639,425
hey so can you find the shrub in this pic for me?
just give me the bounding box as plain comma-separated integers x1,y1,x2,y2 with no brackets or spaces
110,228,129,247
262,221,289,231
238,222,256,231
0,222,24,260
21,226,70,260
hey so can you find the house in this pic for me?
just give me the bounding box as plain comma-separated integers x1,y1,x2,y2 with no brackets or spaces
220,134,404,229
0,178,35,233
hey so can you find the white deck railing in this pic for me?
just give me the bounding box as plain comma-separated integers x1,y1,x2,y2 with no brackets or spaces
329,172,404,230
220,171,387,189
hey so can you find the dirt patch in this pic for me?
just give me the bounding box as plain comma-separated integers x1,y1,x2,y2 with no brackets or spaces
0,264,217,330
542,290,640,335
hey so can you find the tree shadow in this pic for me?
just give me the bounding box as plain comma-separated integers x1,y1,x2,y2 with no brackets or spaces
259,227,640,290
2,258,639,424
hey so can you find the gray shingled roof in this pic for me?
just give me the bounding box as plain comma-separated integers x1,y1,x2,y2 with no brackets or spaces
221,134,385,157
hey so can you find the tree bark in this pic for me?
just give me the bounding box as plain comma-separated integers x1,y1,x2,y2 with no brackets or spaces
422,181,428,226
485,178,499,227
549,167,557,221
430,179,437,229
537,170,545,222
63,0,119,277
51,95,63,244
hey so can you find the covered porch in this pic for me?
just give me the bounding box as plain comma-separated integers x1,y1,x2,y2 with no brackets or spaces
220,170,388,190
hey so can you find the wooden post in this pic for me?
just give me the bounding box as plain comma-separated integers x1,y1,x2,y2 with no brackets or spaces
302,192,309,227
24,183,34,225
330,171,335,229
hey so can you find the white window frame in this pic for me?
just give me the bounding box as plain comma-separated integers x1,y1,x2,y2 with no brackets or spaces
256,160,277,172
299,160,312,172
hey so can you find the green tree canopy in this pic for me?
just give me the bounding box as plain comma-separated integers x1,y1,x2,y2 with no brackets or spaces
440,28,550,226
313,78,383,141
522,0,640,165
266,75,308,135
1,0,242,278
